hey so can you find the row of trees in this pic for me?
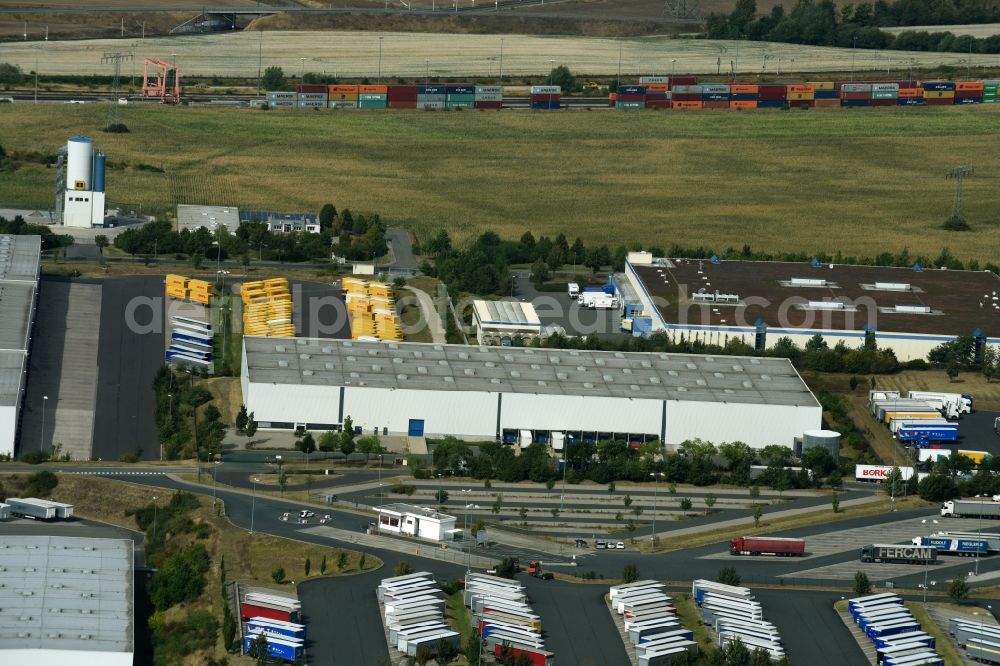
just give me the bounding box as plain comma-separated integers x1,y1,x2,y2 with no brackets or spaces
423,436,843,490
153,366,226,461
0,214,74,251
928,334,1000,382
707,0,1000,53
113,204,386,265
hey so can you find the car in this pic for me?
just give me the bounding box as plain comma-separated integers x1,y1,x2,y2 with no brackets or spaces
299,510,315,518
595,540,607,549
615,542,625,549
539,572,554,580
574,539,587,548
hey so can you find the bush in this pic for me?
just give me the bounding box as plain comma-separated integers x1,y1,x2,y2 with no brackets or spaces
148,544,211,611
717,566,741,586
22,470,58,497
622,563,640,583
271,567,286,584
19,450,50,465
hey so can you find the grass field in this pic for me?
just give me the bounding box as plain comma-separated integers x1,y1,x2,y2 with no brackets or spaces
3,104,1000,261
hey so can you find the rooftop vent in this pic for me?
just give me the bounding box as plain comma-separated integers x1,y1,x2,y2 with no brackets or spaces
371,365,382,372
349,372,360,379
603,374,613,382
630,385,641,392
724,389,735,394
894,304,932,314
686,363,697,370
557,372,568,380
300,353,310,360
677,386,688,392
614,352,625,359
668,370,678,377
807,300,845,310
417,366,428,374
464,369,475,376
743,380,754,389
367,349,378,356
504,354,514,362
438,360,448,366
322,346,333,353
491,378,501,385
791,277,827,286
584,382,595,389
750,358,761,364
275,345,286,352
549,356,560,364
510,371,521,378
696,379,707,386
485,362,496,368
760,374,771,381
388,343,398,350
278,360,288,368
874,282,911,291
296,338,306,345
641,361,652,368
325,363,334,370
732,365,743,372
537,380,547,387
595,359,606,366
444,377,454,383
705,356,715,362
346,356,356,363
649,377,661,384
413,351,423,358
478,346,489,353
714,372,724,379
434,344,443,351
569,350,579,356
530,364,541,370
397,374,407,380
459,352,469,360
392,357,402,364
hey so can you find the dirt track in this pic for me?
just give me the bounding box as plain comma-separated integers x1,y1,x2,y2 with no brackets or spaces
3,30,999,77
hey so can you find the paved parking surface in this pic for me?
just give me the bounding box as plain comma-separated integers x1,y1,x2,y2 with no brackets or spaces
292,280,350,339
781,554,986,582
514,275,624,338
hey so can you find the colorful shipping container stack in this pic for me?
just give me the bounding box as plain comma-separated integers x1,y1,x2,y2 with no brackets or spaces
671,84,703,110
328,85,359,109
870,82,899,107
811,81,838,108
388,84,418,109
702,83,730,109
474,85,502,109
359,85,388,109
530,86,561,109
296,84,327,109
640,76,671,108
730,84,758,109
923,81,955,106
985,80,999,103
786,83,814,108
242,278,294,338
446,84,475,109
955,81,984,104
898,85,925,105
417,85,446,110
757,84,786,108
266,91,296,108
840,83,871,107
615,85,646,110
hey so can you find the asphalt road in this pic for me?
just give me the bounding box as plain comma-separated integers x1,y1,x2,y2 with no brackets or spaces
386,227,419,272
92,276,164,461
754,588,868,665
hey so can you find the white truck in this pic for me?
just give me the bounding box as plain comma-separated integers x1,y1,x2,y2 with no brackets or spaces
567,283,580,299
941,500,1000,519
7,498,57,520
907,391,973,415
584,293,618,309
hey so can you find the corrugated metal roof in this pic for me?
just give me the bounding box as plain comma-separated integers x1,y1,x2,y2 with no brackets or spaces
175,204,240,233
0,235,38,408
244,337,818,407
473,300,541,327
0,535,133,655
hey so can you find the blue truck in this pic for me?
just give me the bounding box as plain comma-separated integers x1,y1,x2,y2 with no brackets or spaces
911,536,989,557
898,424,958,447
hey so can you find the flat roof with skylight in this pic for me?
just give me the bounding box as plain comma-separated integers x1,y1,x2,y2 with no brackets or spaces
0,535,133,666
243,336,817,407
176,204,240,233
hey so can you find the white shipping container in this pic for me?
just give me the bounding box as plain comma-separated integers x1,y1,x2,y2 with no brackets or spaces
530,86,561,94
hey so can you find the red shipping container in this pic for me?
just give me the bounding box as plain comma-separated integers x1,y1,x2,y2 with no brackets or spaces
645,100,671,108
671,92,701,102
388,100,417,108
788,100,814,108
644,91,668,100
388,85,418,100
474,101,502,109
925,97,954,105
241,602,293,622
669,75,698,86
617,93,644,102
841,91,870,100
296,84,327,94
703,100,729,109
529,94,560,101
870,99,896,107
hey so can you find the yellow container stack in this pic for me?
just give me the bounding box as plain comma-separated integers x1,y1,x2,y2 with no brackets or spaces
165,274,212,305
241,278,294,337
341,278,402,341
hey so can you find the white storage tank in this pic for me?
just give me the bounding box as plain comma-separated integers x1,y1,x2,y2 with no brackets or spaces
66,135,94,191
802,429,840,456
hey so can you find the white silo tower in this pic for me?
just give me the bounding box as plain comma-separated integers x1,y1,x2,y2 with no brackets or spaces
62,135,106,228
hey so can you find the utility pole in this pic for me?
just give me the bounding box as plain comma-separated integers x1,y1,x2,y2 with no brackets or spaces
946,165,975,222
101,51,133,129
256,29,263,98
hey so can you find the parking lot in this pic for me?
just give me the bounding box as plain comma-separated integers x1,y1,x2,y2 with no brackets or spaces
513,275,625,339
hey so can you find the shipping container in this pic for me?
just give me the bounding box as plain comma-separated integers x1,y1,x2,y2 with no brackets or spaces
530,86,560,94
809,81,835,90
671,85,703,94
671,101,703,109
756,99,785,108
814,99,840,107
475,85,502,94
841,83,873,93
786,84,815,93
645,100,672,108
640,76,669,84
924,97,954,105
617,85,646,94
922,81,955,91
757,84,787,100
729,84,758,94
815,89,839,99
447,84,476,94
296,84,327,94
669,75,698,85
474,101,502,109
730,100,758,109
703,100,729,109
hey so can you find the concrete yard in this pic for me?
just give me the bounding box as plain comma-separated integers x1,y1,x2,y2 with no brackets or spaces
19,279,102,461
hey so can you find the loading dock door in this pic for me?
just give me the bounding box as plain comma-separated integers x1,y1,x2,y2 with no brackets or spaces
408,419,425,437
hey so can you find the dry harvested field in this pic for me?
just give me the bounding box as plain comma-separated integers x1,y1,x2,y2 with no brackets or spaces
3,30,1000,77
2,103,999,263
883,22,1000,38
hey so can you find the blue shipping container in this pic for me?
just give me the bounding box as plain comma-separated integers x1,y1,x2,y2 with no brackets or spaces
531,101,560,109
418,85,446,95
757,99,785,108
923,81,955,91
814,90,839,99
446,85,475,94
897,98,926,105
730,93,757,101
702,93,729,101
955,96,981,104
617,85,646,94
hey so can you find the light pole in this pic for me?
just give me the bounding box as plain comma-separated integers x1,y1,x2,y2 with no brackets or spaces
499,38,504,81
670,59,676,77
425,59,429,86
217,269,230,371
461,488,472,569
650,472,664,544
559,452,568,511
152,496,158,542
921,519,938,602
378,36,384,83
851,36,857,81
299,57,306,79
34,47,38,105
167,393,173,420
250,477,259,534
256,28,263,98
212,460,221,507
40,395,49,453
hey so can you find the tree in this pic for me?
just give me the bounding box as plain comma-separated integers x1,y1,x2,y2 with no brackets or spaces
949,573,969,603
530,259,550,286
337,550,348,570
705,494,717,513
492,493,503,515
248,632,269,665
245,413,257,442
545,64,578,92
319,203,337,230
235,404,249,433
340,415,356,455
622,563,640,583
304,557,311,576
394,560,414,576
680,498,693,511
831,492,840,513
947,360,960,382
271,567,285,584
464,628,483,665
753,505,763,528
724,636,751,665
435,489,449,504
854,570,871,596
623,495,633,508
718,566,741,586
262,65,286,90
0,62,25,86
320,554,327,574
519,505,528,520
319,430,338,452
94,234,109,254
435,637,459,665
297,432,316,455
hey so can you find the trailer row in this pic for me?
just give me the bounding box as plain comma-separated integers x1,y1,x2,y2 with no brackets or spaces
464,572,554,665
3,497,74,520
870,390,974,448
376,572,461,660
608,580,697,666
848,593,942,665
691,580,785,662
949,616,1000,664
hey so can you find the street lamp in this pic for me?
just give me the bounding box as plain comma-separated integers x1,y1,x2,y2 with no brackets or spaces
212,459,221,507
650,472,664,545
167,393,173,420
670,59,676,77
461,488,472,569
299,57,306,79
152,496,158,542
378,36,384,83
921,519,939,602
40,395,49,454
499,38,504,81
250,477,259,534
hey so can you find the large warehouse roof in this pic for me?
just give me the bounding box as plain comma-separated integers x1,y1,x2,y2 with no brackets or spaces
244,337,818,407
0,235,40,407
176,204,239,233
473,300,541,326
631,258,1000,336
0,535,133,657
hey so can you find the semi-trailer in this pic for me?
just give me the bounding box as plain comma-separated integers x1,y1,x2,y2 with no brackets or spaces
883,652,943,666
850,593,904,611
405,629,461,657
242,633,303,662
719,632,785,660
692,580,754,602
967,637,1000,665
860,544,937,564
245,618,307,641
958,450,993,464
934,531,1000,551
907,391,973,414
873,631,934,649
635,636,697,657
240,593,301,622
638,629,695,646
729,536,805,557
867,620,922,640
610,580,664,601
897,425,959,445
492,643,555,666
638,645,693,666
940,500,1000,518
877,641,938,665
6,498,57,520
629,619,683,644
389,620,447,643
21,498,74,519
890,417,950,434
910,536,988,556
0,503,9,520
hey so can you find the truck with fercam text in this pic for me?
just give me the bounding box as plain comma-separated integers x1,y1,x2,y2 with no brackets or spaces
941,500,1000,518
860,544,937,564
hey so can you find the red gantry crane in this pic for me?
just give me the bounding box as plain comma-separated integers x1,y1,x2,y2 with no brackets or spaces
141,58,181,103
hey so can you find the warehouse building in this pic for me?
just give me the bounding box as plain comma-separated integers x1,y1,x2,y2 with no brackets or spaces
240,211,320,234
0,235,41,457
0,535,133,665
624,252,1000,362
374,503,458,541
473,300,542,345
175,204,239,233
241,336,820,449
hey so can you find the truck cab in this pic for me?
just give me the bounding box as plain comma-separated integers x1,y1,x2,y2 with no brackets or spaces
567,282,580,299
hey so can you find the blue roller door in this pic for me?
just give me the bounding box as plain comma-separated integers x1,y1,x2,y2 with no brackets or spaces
408,419,425,437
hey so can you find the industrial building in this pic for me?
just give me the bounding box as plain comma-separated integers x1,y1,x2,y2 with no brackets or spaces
240,211,320,234
623,252,999,362
473,300,542,345
175,204,239,233
0,535,133,666
241,336,821,449
59,136,106,228
374,503,458,541
0,235,41,457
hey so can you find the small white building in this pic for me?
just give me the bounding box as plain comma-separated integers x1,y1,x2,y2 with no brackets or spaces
375,503,457,542
473,300,542,345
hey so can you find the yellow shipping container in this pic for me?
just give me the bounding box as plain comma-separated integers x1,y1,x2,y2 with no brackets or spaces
808,81,835,90
924,90,955,99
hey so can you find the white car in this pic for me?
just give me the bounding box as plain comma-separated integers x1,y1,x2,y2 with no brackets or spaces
299,510,315,519
615,542,625,549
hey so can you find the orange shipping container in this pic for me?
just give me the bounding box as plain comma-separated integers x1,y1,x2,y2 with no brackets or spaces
672,101,703,109
729,84,759,94
329,85,360,94
646,83,670,91
808,81,835,90
359,85,388,94
730,100,758,109
786,84,815,93
956,81,984,92
814,99,840,108
898,88,922,98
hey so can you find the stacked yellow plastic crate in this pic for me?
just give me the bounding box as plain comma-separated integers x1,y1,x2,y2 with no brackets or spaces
342,278,403,341
165,274,212,305
241,278,294,338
